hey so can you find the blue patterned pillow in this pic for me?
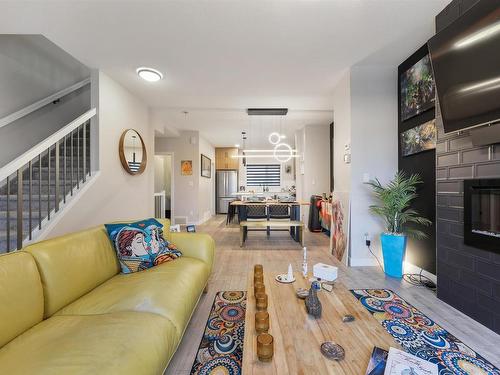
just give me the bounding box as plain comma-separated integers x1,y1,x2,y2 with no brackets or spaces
105,218,182,274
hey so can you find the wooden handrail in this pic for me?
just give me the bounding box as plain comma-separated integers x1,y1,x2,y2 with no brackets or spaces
0,78,91,129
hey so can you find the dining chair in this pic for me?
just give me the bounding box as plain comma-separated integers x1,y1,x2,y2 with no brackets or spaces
246,204,268,220
268,204,290,219
226,199,238,225
267,204,291,236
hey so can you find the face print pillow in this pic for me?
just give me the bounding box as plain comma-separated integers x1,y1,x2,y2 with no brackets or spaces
105,218,182,274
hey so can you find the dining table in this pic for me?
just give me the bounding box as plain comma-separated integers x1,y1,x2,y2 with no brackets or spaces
229,200,309,242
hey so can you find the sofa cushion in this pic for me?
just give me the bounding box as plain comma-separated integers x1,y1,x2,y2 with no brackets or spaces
25,225,120,318
105,218,182,274
0,252,44,348
163,232,215,270
56,257,210,335
0,311,177,375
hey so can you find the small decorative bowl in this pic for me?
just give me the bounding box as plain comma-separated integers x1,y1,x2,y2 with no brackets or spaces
320,341,345,361
296,288,309,299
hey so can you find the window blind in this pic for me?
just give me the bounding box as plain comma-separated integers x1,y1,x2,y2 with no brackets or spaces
246,164,281,186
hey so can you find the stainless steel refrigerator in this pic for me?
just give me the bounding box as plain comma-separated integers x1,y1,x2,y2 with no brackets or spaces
216,170,238,214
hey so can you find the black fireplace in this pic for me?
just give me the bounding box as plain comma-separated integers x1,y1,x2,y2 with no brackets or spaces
464,178,500,252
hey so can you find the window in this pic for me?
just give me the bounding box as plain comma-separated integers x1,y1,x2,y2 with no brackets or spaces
246,164,280,187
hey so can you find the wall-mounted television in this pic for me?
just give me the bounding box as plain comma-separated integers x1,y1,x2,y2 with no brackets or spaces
428,0,500,133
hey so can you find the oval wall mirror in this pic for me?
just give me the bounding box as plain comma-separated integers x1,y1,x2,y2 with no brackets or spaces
119,129,147,175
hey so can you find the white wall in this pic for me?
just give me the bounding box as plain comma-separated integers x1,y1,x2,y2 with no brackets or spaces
44,71,154,238
332,71,351,193
303,124,330,199
332,65,398,266
295,124,331,220
155,131,215,224
199,136,215,222
0,85,91,167
0,34,91,168
0,35,90,118
295,127,305,204
154,155,165,193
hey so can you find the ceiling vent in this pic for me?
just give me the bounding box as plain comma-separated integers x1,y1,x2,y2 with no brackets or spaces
247,108,288,116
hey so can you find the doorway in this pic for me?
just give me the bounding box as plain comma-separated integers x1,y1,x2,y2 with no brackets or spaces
154,154,174,220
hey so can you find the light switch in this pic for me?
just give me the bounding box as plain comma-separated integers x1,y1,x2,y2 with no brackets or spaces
188,180,194,187
363,173,370,183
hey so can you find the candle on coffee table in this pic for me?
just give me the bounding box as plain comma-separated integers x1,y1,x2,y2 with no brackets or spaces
255,311,269,334
255,292,268,311
254,282,265,295
257,333,274,362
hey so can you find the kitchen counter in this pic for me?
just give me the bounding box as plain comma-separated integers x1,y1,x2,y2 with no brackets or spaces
230,200,309,206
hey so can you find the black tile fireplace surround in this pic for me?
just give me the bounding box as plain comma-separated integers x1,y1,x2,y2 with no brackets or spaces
464,179,500,252
435,0,500,334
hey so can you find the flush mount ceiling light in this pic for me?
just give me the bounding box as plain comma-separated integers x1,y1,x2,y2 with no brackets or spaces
136,67,163,82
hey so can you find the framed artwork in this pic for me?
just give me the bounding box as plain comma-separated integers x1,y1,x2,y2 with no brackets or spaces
201,154,211,178
400,53,435,122
400,119,437,157
329,192,350,265
181,160,193,175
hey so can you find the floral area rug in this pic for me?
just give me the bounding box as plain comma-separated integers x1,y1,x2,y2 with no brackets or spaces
351,289,499,375
190,291,246,375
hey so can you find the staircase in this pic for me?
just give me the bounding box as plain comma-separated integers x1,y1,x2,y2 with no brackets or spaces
0,109,95,253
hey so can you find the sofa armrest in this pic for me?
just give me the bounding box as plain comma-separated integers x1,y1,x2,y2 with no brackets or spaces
165,232,215,269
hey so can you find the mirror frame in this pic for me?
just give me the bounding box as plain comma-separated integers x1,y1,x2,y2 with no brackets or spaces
119,129,147,175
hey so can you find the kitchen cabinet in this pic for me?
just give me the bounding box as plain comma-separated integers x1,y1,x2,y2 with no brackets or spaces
215,148,239,170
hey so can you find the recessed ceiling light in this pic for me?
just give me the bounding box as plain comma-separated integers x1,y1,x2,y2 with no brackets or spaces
136,67,163,82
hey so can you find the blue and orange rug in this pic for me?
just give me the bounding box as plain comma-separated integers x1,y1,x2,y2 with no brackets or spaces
351,289,499,375
190,291,246,375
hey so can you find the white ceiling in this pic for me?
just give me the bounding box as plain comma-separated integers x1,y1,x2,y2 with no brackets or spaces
0,0,449,147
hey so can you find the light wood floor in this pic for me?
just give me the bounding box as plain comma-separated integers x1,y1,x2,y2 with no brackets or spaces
165,215,500,374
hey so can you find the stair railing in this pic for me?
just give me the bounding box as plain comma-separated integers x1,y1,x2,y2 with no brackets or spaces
0,108,96,252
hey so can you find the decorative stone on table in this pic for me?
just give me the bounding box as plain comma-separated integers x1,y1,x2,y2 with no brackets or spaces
342,314,355,323
305,281,322,318
296,288,309,299
320,342,345,361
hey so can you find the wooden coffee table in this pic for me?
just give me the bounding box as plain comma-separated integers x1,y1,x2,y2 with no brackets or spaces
242,271,398,374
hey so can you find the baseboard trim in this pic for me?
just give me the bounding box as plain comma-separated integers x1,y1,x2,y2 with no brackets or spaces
349,256,379,267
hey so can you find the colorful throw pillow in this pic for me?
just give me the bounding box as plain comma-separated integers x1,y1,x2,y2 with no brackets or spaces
105,218,182,274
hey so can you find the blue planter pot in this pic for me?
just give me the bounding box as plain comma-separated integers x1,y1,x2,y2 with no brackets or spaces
380,233,407,278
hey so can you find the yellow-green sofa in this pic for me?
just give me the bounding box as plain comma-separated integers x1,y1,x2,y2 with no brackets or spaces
0,219,215,374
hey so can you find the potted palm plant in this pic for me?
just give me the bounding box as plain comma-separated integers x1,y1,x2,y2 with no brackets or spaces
365,171,431,278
